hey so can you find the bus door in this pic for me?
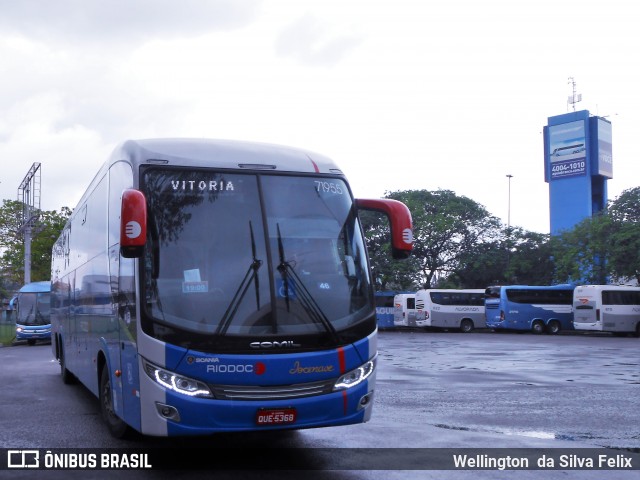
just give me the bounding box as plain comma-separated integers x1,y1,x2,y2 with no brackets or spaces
112,256,140,430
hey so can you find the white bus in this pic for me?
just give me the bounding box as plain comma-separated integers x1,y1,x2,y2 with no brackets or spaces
415,289,485,332
393,293,416,327
573,285,640,337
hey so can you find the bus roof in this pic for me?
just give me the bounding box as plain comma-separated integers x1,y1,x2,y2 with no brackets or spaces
575,284,640,290
18,281,51,293
111,138,343,174
494,284,575,290
74,138,347,215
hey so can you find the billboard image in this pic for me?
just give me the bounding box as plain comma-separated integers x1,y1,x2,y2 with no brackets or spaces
548,120,587,180
595,118,613,178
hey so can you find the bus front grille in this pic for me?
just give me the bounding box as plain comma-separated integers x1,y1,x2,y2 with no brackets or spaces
210,379,336,400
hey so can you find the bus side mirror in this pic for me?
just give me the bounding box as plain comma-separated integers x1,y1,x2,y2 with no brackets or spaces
356,198,413,259
120,189,147,258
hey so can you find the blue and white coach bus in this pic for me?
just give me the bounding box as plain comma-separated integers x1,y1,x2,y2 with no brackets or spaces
50,138,413,437
484,284,575,334
15,280,52,345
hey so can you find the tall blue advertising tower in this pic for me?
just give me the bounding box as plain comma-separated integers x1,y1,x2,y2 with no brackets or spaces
543,110,613,235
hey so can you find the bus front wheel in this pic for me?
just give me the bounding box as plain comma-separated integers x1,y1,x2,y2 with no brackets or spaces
100,368,129,438
531,321,545,335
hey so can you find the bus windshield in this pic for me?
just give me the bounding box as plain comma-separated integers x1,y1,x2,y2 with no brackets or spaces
16,291,51,326
141,168,372,350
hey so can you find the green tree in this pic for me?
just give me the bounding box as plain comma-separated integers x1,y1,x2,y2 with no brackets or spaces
362,186,640,291
550,213,612,284
506,229,555,285
608,221,640,284
451,228,553,287
606,187,640,283
383,189,503,288
551,187,640,285
446,240,504,288
551,187,640,284
608,186,640,223
0,199,71,285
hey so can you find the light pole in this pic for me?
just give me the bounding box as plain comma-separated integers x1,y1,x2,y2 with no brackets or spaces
506,174,513,231
506,174,513,279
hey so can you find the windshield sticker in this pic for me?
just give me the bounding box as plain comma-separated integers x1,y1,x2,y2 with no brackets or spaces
183,281,208,293
183,269,201,282
182,268,208,293
170,180,235,192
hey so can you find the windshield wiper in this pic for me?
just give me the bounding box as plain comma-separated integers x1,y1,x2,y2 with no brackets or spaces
276,224,339,343
276,223,292,312
216,222,263,336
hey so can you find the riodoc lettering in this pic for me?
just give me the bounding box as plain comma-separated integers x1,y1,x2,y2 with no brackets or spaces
206,364,254,373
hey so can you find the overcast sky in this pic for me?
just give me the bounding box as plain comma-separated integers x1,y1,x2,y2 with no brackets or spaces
1,0,638,234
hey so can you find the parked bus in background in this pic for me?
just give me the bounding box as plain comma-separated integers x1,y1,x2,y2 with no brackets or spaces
15,280,52,345
50,138,413,438
573,285,640,337
484,284,575,334
414,289,485,332
375,291,412,329
393,293,416,327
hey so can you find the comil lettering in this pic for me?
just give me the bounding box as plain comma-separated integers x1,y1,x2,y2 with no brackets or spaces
250,341,301,349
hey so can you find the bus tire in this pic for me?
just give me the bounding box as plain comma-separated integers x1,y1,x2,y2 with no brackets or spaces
100,367,129,438
547,321,561,335
459,319,474,333
531,321,545,335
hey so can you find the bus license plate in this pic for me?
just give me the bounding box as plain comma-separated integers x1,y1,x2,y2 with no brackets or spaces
256,408,297,426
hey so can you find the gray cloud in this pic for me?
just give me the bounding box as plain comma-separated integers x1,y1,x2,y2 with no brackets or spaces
275,13,362,66
0,0,261,46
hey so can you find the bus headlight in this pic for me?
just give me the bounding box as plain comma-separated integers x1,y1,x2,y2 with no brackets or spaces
142,358,213,398
333,357,376,391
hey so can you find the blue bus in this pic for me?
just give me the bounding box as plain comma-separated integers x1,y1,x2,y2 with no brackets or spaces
375,291,412,329
484,284,575,334
15,281,52,345
51,138,413,437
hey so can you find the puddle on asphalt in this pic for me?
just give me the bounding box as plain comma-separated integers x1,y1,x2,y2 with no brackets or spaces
431,423,626,447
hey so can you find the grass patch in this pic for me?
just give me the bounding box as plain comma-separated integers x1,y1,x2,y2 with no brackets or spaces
0,323,16,345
